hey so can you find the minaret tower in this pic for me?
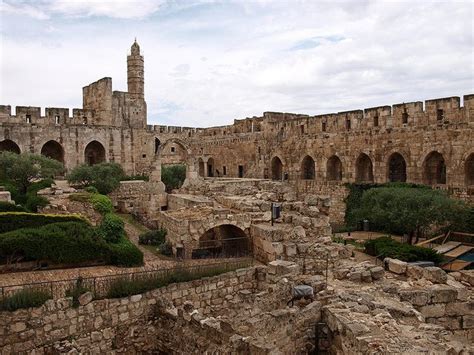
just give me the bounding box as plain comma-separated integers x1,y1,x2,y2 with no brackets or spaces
127,39,144,100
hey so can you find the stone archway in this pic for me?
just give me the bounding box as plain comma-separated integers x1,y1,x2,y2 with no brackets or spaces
465,153,474,186
41,140,64,163
154,138,161,154
207,157,215,177
301,155,315,180
327,155,343,181
271,156,283,181
355,153,374,183
0,139,20,154
423,151,446,185
192,224,250,259
198,158,205,177
387,152,407,182
84,140,106,166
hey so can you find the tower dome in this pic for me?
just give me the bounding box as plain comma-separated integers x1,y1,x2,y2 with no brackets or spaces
131,39,140,56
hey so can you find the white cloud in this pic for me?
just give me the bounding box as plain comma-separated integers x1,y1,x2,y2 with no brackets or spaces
0,0,473,127
0,1,50,20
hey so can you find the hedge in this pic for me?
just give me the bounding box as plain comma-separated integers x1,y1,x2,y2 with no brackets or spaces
364,236,442,263
0,289,52,312
0,221,143,267
138,229,167,246
97,213,125,243
0,201,27,212
0,212,87,234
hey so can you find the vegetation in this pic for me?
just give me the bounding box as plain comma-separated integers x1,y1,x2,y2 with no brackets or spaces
0,288,52,312
107,236,144,266
0,201,27,212
161,164,186,192
66,277,90,308
0,212,86,234
138,229,167,246
365,236,443,263
106,265,236,298
121,174,149,182
97,213,125,243
67,162,125,194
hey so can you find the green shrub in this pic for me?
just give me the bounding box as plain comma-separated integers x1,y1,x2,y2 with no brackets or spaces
138,229,167,246
364,236,442,263
159,241,173,256
0,288,51,311
107,236,144,267
0,212,86,233
98,213,125,243
0,201,27,212
84,186,99,194
90,194,114,215
24,194,49,212
161,164,186,192
67,163,125,194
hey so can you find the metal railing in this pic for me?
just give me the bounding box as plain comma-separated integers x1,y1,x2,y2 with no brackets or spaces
0,258,254,301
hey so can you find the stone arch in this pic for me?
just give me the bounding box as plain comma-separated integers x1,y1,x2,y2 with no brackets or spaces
41,140,64,163
326,155,343,181
0,139,20,154
84,140,106,166
465,153,474,186
154,138,161,154
207,157,215,177
192,224,250,259
423,151,446,185
198,158,205,177
271,156,283,181
301,155,315,180
355,153,374,183
387,152,407,182
160,138,190,166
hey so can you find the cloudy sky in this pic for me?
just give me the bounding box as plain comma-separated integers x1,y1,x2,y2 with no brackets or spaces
0,0,473,127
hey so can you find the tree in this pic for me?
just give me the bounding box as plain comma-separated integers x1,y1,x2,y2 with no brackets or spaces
67,162,125,195
353,187,463,244
0,152,63,194
161,164,186,192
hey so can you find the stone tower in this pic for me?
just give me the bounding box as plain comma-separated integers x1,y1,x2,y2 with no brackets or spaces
127,39,144,100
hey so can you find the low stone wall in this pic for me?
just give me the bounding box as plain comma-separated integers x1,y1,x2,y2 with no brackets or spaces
167,193,213,210
0,267,257,353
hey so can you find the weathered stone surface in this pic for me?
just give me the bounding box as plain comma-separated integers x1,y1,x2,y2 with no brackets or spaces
423,267,448,284
370,266,384,280
385,258,407,275
429,285,458,304
399,289,430,306
78,292,94,306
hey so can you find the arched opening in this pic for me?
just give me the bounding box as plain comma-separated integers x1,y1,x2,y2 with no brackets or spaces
84,141,106,166
154,138,161,154
41,140,64,163
465,153,474,186
387,153,407,182
192,224,250,259
271,156,283,181
327,155,342,181
0,139,20,154
423,151,446,185
198,158,205,177
301,155,315,180
160,139,188,165
355,153,374,183
207,158,215,177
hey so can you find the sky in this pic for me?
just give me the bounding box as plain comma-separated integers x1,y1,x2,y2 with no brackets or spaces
0,0,473,127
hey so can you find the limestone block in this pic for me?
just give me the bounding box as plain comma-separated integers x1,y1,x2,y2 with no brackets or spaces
445,301,474,316
361,270,372,282
429,284,458,304
406,265,424,280
370,266,384,280
284,243,297,257
78,292,93,306
399,289,430,306
423,267,448,284
268,260,299,276
385,258,407,274
333,268,349,280
293,226,306,239
348,271,362,282
304,194,319,206
459,270,474,286
463,315,474,329
419,304,446,318
10,322,26,333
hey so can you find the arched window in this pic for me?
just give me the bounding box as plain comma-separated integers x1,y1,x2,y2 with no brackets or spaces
271,156,283,181
326,155,342,181
423,151,446,185
0,139,20,154
301,155,315,180
84,141,106,165
388,153,407,182
355,153,374,183
41,140,64,163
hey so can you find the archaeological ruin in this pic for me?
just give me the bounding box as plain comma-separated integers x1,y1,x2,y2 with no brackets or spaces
0,42,473,353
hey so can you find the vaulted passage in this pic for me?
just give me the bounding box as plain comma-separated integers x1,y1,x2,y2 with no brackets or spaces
84,141,106,166
154,138,161,154
465,153,474,186
327,155,342,181
301,155,315,180
192,224,250,259
271,157,283,181
355,153,374,183
41,140,64,163
423,151,446,185
198,158,205,177
388,153,407,182
0,139,20,154
207,158,215,177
